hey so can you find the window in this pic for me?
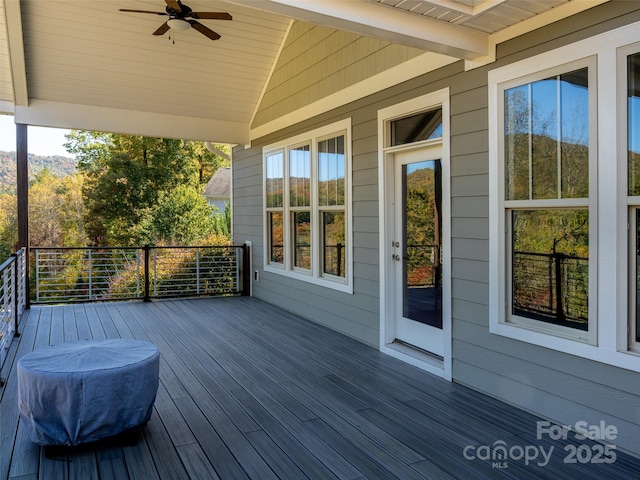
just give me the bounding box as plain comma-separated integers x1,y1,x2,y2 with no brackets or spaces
263,119,352,292
289,144,311,270
390,108,442,146
502,66,593,341
490,22,640,371
265,151,284,264
628,50,640,352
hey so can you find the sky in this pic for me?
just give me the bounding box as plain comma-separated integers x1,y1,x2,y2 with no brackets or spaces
0,114,74,157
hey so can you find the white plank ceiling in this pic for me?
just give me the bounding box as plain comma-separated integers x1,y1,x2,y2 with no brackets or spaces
1,0,596,143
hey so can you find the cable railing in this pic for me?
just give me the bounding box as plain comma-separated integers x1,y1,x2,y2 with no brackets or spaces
0,248,27,382
30,244,250,304
513,250,588,330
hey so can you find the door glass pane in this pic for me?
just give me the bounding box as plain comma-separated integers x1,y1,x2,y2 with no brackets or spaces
289,145,310,207
322,211,345,277
293,211,311,270
511,209,588,330
269,212,284,264
402,160,442,329
629,53,640,196
391,108,442,146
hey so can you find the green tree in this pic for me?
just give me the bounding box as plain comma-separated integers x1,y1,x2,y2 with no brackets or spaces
28,169,88,247
183,142,230,185
140,185,217,245
0,193,17,259
64,131,231,246
212,202,231,238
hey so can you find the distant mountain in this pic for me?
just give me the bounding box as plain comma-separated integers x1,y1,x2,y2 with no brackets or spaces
0,151,78,194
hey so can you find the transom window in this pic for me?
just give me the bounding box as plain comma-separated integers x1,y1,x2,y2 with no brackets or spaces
263,119,352,292
390,108,442,146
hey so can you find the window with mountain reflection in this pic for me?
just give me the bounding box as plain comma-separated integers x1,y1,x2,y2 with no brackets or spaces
503,66,592,338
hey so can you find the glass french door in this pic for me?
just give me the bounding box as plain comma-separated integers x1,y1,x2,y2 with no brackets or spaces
393,148,444,357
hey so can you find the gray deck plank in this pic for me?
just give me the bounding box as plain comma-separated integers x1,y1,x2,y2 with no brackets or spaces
8,420,39,480
39,448,67,480
73,304,92,341
68,449,98,480
62,305,78,342
142,410,191,480
175,444,221,480
3,309,39,480
121,432,161,480
83,303,106,340
48,306,65,346
243,429,310,480
3,297,640,480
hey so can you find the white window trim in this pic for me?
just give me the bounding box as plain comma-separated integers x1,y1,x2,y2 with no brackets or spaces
489,21,640,372
262,118,353,294
501,57,598,345
377,88,452,380
621,41,640,355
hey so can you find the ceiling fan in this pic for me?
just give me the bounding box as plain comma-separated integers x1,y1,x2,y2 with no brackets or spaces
119,0,232,41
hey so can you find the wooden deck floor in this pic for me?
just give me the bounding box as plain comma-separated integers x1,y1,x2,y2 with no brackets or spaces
1,297,639,479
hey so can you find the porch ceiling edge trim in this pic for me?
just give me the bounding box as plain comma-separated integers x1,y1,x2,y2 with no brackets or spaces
465,0,611,70
250,52,459,142
3,0,28,107
430,0,508,17
14,100,250,145
230,0,488,60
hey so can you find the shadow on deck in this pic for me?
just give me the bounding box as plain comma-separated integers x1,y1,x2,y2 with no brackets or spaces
1,297,639,479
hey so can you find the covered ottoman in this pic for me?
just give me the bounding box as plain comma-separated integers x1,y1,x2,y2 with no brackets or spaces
17,339,159,446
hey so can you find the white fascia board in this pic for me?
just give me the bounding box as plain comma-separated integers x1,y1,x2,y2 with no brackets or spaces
250,51,458,141
4,0,28,106
0,100,15,114
232,0,488,60
14,100,250,145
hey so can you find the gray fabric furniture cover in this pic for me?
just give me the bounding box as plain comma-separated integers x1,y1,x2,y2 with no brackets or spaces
17,339,159,446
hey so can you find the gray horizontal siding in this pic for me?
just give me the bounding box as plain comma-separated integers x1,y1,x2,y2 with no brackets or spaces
447,2,640,458
232,0,640,458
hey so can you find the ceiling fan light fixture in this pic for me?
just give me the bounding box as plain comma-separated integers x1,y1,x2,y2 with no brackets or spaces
167,18,190,31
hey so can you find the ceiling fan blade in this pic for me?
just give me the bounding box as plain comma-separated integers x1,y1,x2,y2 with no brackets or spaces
119,9,167,15
188,12,232,20
164,0,182,10
188,20,221,41
153,22,171,36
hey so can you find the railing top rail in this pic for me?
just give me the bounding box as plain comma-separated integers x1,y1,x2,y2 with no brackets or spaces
0,255,15,272
147,245,246,250
30,245,247,251
513,250,588,261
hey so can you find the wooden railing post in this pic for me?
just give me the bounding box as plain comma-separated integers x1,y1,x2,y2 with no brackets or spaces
242,243,250,296
554,253,565,322
144,245,151,302
11,253,20,337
